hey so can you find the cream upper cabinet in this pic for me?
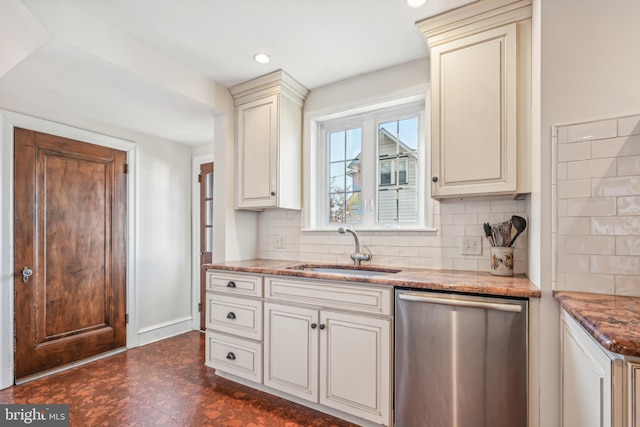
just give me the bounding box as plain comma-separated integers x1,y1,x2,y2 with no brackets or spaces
418,0,532,198
230,70,309,210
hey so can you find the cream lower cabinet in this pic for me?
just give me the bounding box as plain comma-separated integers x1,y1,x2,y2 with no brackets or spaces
264,276,392,426
561,310,640,427
206,271,393,427
204,271,264,384
263,302,391,425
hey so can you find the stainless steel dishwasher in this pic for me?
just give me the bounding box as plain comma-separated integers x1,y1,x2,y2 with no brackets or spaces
395,289,527,427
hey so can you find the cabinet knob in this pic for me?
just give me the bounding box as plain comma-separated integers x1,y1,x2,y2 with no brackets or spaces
226,312,236,319
226,281,236,288
319,324,325,330
226,352,236,360
270,191,276,196
432,176,438,183
311,323,317,329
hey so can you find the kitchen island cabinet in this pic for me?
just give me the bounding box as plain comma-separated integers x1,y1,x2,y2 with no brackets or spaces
230,70,309,210
556,292,640,427
418,0,532,198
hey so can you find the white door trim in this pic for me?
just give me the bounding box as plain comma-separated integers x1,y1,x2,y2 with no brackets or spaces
0,110,138,389
192,152,213,330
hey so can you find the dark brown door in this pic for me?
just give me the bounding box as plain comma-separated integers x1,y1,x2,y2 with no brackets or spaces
199,162,213,330
14,128,127,380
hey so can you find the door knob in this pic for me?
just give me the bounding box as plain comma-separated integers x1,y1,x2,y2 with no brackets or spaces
22,267,33,283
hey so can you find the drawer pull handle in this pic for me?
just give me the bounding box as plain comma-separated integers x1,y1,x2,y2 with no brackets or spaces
319,324,325,330
227,281,236,288
226,352,236,360
226,312,236,319
311,323,317,329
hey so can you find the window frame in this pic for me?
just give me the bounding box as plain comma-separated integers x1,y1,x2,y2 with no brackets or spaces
305,96,432,232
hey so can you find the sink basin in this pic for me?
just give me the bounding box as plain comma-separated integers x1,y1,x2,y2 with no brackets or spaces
287,264,401,277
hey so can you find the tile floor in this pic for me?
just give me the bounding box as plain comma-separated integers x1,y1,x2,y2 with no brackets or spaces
0,331,358,427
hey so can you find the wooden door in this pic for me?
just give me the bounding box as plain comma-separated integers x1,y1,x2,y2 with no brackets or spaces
14,128,127,380
199,162,213,330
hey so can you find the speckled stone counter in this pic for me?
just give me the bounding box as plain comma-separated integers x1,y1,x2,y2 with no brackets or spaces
203,258,541,299
555,291,640,357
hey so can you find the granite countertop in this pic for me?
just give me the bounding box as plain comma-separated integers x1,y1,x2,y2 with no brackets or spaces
203,259,540,299
555,291,640,357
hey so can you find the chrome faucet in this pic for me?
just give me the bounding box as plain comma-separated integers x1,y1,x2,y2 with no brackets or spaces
338,226,372,266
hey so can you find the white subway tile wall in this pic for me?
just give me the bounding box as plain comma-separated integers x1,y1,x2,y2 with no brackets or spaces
257,198,528,274
553,113,640,296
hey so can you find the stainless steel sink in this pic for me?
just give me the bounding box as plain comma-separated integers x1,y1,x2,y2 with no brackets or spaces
287,264,401,277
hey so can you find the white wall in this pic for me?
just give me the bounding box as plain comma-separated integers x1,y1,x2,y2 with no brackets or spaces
261,59,530,273
136,137,192,331
532,1,640,426
0,109,199,387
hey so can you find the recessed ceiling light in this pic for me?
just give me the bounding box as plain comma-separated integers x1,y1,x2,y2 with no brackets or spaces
406,0,426,7
253,53,270,64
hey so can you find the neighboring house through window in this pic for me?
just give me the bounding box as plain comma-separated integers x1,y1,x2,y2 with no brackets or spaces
311,99,427,230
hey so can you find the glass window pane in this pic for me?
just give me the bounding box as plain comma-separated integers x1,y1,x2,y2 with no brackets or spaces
205,200,214,225
398,188,418,223
330,162,346,192
329,193,346,223
378,190,397,223
205,172,214,198
399,117,418,151
345,192,361,224
330,131,345,162
205,226,213,253
346,128,361,159
398,159,408,185
380,161,393,185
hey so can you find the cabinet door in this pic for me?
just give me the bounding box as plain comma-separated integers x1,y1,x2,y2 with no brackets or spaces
431,23,517,198
263,302,318,402
236,95,278,208
562,312,618,427
630,362,640,427
319,310,391,426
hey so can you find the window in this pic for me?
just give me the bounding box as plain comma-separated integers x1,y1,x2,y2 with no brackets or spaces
310,99,428,230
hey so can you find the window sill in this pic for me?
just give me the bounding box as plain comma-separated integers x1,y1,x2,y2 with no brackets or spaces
300,226,438,233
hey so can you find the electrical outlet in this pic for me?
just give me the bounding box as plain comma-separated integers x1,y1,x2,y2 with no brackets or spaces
461,236,482,255
275,235,286,249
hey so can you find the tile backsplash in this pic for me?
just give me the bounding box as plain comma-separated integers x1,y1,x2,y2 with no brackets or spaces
553,113,640,296
258,198,528,274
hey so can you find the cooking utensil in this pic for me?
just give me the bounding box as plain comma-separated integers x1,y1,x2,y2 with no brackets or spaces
483,222,494,246
509,215,527,247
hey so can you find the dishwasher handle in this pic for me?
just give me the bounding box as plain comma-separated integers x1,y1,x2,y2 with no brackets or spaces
398,292,522,313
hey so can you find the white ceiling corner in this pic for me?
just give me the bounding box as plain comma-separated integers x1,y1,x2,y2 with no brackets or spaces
0,0,477,145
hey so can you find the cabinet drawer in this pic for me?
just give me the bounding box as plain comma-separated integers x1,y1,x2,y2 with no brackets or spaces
205,331,262,384
265,277,392,316
206,293,262,340
207,271,263,297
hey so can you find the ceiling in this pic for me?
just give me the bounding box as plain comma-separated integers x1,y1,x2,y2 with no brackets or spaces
0,0,477,145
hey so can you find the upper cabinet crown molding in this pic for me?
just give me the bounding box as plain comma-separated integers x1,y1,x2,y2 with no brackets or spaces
418,0,532,45
418,0,532,199
230,70,309,210
230,70,309,107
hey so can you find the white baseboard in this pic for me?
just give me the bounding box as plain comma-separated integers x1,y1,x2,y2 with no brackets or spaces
137,316,193,347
